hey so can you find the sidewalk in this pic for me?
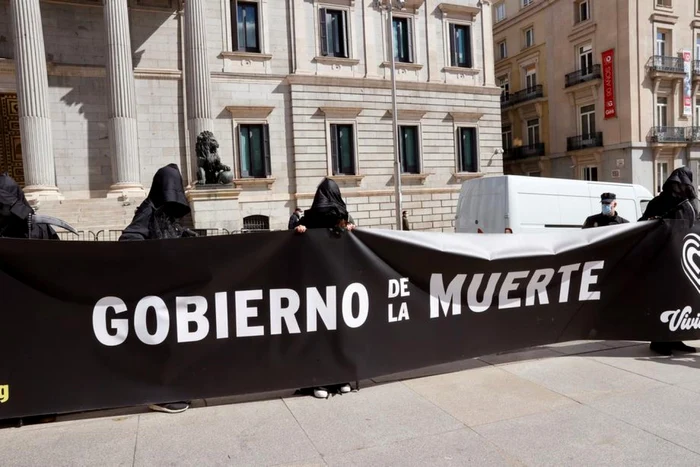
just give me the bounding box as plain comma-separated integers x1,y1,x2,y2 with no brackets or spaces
1,340,699,466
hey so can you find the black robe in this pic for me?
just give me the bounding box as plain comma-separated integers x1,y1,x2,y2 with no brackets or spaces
0,174,58,240
639,166,698,228
119,164,195,241
299,178,353,229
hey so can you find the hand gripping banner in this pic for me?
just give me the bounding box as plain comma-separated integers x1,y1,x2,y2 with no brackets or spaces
0,220,699,419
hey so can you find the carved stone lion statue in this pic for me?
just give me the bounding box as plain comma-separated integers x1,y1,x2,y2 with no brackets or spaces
196,131,233,185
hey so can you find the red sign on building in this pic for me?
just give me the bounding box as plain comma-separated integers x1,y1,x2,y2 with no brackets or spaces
602,49,616,119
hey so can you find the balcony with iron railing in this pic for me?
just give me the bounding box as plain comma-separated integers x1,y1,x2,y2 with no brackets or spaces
646,56,685,74
650,126,687,143
507,143,545,159
567,132,603,151
501,85,543,108
687,127,700,142
565,65,602,88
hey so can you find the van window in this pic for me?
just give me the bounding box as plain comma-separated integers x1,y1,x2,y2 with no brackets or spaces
640,199,650,215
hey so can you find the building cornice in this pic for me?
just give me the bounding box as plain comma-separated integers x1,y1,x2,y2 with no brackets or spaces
287,74,502,95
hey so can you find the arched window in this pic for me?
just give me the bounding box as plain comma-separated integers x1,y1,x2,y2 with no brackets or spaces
242,215,270,231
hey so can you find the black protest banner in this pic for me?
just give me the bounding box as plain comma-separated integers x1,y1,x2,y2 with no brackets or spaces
0,220,699,419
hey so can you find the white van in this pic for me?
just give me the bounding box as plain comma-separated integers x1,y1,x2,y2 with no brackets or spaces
455,175,654,234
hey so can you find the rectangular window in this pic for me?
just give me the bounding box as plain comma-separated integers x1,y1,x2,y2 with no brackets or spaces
522,0,534,7
458,128,478,172
657,96,668,127
501,125,512,151
329,124,355,175
527,118,540,145
498,75,510,102
582,166,598,181
238,124,271,178
696,97,700,124
575,0,590,23
525,67,537,91
399,126,420,174
449,24,473,68
524,28,534,48
580,104,596,137
393,17,414,63
656,0,672,7
656,161,669,193
656,31,667,56
696,33,700,60
498,40,507,60
495,2,506,22
579,44,593,75
319,8,349,58
232,1,260,53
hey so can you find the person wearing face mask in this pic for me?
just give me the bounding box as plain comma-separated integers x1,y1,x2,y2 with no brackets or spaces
582,193,629,229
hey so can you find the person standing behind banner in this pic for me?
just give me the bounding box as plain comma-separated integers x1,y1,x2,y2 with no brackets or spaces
640,166,698,356
288,207,303,230
120,163,197,414
402,210,410,231
294,178,355,399
582,193,629,229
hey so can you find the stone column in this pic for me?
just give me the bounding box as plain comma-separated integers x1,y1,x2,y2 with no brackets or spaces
104,0,144,196
184,0,213,180
479,0,495,87
9,0,60,199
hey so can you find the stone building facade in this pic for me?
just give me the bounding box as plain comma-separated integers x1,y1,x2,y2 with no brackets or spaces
0,0,502,232
493,0,700,194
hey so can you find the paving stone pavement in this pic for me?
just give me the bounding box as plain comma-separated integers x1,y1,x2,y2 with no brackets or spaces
1,340,700,467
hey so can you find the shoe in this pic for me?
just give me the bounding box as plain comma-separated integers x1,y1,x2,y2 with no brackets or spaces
338,383,352,394
313,387,329,399
649,342,672,356
148,402,190,414
670,342,697,353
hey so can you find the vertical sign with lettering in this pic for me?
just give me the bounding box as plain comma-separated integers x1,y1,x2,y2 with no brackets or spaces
683,50,692,117
602,49,616,119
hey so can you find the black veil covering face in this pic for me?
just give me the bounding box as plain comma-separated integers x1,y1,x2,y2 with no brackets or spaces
119,164,196,241
640,166,699,227
0,174,59,240
300,178,350,230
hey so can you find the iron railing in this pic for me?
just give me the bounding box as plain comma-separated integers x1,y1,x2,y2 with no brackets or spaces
502,85,543,107
646,56,684,74
565,64,602,88
507,143,545,159
650,126,687,143
687,126,700,142
567,132,604,151
53,228,280,241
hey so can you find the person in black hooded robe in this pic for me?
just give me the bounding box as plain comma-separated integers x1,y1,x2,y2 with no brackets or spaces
294,178,355,399
0,174,59,240
640,166,698,356
120,164,196,414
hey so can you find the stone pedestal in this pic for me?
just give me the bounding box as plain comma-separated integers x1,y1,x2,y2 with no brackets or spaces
186,185,242,232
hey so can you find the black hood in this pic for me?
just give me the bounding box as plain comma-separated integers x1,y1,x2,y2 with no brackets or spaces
147,163,190,219
0,173,33,221
662,166,696,200
301,178,349,229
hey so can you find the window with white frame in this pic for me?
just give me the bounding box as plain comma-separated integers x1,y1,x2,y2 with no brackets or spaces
527,118,540,146
525,66,537,91
232,0,261,53
393,16,414,63
502,125,512,151
498,75,510,102
399,125,420,173
522,0,534,8
458,127,478,172
656,161,669,193
238,123,271,178
656,30,668,56
319,8,350,58
696,97,700,124
580,104,596,137
495,2,506,22
579,44,593,75
524,27,534,48
696,33,700,60
575,0,590,23
582,166,598,181
329,123,356,175
657,96,668,127
656,0,672,7
449,24,473,68
498,40,507,60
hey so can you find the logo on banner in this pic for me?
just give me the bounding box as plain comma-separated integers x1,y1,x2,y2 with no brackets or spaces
660,233,700,331
602,49,616,119
0,385,8,404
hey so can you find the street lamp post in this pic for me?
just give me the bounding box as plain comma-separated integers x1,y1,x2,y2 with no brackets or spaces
386,0,404,230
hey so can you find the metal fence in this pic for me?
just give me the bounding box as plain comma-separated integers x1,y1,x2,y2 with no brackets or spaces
56,228,275,241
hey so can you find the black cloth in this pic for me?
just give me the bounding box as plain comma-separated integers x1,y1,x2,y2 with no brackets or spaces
582,213,629,229
0,174,58,240
299,179,350,229
119,164,195,241
288,213,301,230
639,167,698,228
